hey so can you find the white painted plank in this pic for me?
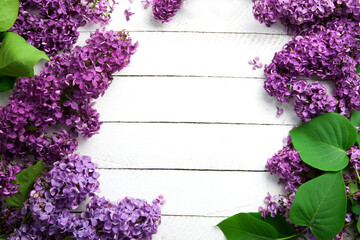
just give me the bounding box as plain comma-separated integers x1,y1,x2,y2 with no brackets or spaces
94,77,301,125
154,216,226,240
77,123,291,170
96,169,283,216
77,32,292,79
81,0,287,35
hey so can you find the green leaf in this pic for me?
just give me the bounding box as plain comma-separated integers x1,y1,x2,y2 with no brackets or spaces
0,32,49,78
0,0,19,32
0,75,15,92
351,110,360,126
249,212,297,239
350,110,360,145
356,65,360,74
349,183,359,195
290,113,357,171
5,160,45,207
352,200,360,215
289,171,347,240
217,213,278,240
357,219,360,234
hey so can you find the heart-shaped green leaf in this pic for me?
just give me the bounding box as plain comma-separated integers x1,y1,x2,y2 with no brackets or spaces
249,212,297,239
0,76,15,92
217,213,278,240
0,32,49,78
289,171,346,240
5,160,45,207
290,113,357,171
0,0,19,32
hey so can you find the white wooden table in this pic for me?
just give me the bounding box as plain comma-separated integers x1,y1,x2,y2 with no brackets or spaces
3,1,304,239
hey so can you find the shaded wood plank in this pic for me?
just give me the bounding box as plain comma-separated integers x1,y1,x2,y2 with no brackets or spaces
77,123,291,170
154,216,226,240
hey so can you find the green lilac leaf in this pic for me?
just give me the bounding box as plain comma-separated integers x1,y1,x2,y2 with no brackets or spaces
289,171,347,240
5,160,45,207
0,0,19,32
352,200,360,215
249,214,293,238
357,219,360,234
217,213,278,240
351,110,360,126
356,65,360,74
290,113,357,171
350,110,360,145
0,32,49,78
0,76,15,92
249,212,297,239
349,183,359,195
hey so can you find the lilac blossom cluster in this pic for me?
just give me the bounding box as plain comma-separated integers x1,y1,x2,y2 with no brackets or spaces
11,0,116,55
0,164,21,199
253,0,360,122
263,16,360,121
73,195,164,239
0,155,163,239
259,135,311,218
152,0,184,23
253,0,360,35
0,29,137,173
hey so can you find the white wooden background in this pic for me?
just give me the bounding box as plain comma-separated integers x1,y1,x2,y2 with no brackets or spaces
1,0,303,239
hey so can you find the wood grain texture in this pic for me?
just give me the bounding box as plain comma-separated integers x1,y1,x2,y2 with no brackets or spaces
77,123,291,170
77,31,292,78
94,76,300,125
96,169,283,216
81,0,287,35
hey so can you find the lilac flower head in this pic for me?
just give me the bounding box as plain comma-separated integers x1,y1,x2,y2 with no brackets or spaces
0,164,22,199
26,155,100,233
152,0,183,23
73,195,164,239
12,0,117,55
0,29,137,164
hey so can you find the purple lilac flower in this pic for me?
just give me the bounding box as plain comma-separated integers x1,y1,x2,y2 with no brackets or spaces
292,81,337,122
0,164,22,199
263,17,360,117
142,0,152,9
266,135,311,193
258,193,286,218
0,208,24,234
152,0,183,23
74,195,164,239
11,0,116,55
248,56,263,70
259,135,314,218
23,155,100,234
0,29,137,165
252,0,360,35
125,8,135,21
